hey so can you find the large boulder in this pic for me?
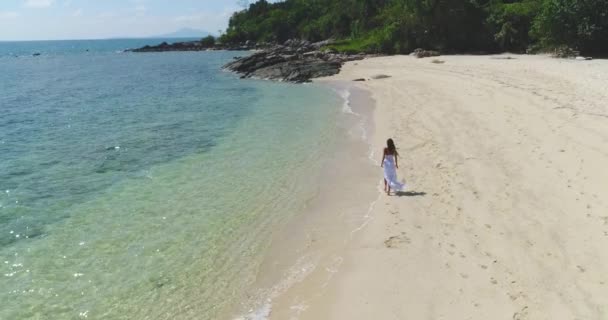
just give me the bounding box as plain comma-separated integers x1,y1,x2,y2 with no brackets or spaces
224,39,367,83
552,46,579,58
410,48,440,58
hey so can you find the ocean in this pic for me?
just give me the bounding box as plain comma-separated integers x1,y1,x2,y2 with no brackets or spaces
0,39,344,319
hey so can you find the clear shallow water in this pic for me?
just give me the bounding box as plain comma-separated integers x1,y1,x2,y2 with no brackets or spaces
0,38,200,57
0,41,341,319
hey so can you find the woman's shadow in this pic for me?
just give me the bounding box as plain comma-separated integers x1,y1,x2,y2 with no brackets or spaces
394,191,426,197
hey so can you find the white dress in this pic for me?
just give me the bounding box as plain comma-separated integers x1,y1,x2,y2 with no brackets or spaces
383,154,405,191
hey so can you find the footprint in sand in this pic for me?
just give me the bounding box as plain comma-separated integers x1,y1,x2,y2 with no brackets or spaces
509,291,526,301
577,265,586,273
384,234,411,248
512,306,529,320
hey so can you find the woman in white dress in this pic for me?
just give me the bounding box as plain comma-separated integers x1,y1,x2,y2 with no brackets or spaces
381,138,405,195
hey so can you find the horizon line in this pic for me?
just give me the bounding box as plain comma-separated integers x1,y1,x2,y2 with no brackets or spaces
0,35,219,43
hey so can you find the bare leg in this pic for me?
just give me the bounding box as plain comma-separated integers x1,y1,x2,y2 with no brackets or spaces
384,179,387,192
387,185,391,195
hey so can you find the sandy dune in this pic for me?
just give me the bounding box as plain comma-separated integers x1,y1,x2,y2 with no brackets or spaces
300,54,608,319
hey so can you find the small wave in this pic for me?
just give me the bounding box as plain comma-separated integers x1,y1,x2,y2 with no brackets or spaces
335,88,356,115
350,188,381,237
234,303,271,320
334,87,372,144
234,256,317,320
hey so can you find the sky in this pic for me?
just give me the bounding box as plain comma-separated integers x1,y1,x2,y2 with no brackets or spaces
0,0,256,41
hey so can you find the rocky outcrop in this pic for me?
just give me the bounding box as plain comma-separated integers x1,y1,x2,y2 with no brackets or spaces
223,39,366,83
551,46,579,58
128,40,268,53
410,48,440,58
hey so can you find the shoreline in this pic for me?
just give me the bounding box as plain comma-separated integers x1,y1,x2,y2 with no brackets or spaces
235,53,608,319
226,82,381,320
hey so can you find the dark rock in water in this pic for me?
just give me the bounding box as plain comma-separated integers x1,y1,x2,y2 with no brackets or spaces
32,53,41,57
353,78,366,82
410,48,440,58
129,38,366,83
128,40,265,53
223,39,366,83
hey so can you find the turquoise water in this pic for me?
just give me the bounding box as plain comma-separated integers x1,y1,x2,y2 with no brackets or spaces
0,41,341,319
0,38,200,57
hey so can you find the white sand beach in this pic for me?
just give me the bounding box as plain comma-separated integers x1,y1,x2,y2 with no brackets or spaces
262,54,608,320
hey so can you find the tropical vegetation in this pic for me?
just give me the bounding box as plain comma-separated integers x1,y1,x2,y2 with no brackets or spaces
217,0,608,55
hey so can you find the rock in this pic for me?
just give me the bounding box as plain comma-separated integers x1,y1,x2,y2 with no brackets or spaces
128,40,265,53
552,46,579,58
32,53,41,57
410,48,440,58
224,39,367,83
431,59,445,64
575,56,593,61
353,78,366,82
371,74,391,79
311,39,336,49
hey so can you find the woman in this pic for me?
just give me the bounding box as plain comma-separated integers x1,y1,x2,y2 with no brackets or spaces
381,138,405,195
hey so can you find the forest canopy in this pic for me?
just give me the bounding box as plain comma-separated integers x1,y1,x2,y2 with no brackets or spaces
219,0,608,55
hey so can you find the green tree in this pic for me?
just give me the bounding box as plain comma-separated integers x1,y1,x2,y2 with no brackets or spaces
219,0,608,55
487,0,541,52
532,0,608,54
200,35,216,47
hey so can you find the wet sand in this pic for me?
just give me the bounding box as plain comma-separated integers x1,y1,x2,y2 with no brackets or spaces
227,84,380,320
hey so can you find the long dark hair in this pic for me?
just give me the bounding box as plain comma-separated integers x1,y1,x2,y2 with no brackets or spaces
387,138,398,155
